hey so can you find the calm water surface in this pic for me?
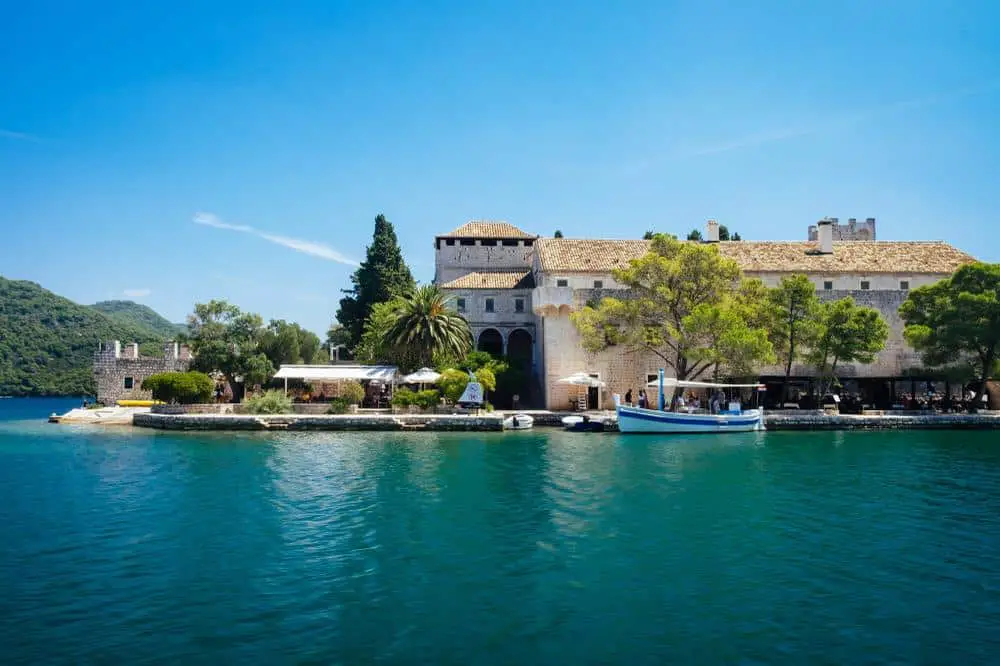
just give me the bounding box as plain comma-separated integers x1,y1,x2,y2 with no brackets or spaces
1,398,999,664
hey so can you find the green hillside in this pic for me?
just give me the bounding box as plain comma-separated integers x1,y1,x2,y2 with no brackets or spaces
91,300,187,339
0,278,168,396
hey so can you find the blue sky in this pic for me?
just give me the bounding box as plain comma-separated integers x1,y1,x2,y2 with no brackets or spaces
2,0,998,335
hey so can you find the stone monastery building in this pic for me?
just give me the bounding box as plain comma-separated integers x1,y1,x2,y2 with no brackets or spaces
434,218,976,410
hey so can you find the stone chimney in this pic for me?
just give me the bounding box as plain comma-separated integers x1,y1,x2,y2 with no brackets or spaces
817,218,834,254
163,341,179,359
705,219,720,243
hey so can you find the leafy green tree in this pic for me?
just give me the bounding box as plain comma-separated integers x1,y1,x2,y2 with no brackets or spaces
439,369,472,404
336,214,415,345
186,300,274,399
141,371,215,404
731,232,742,241
354,300,422,371
385,285,473,368
686,229,703,241
900,263,1000,408
684,301,775,379
809,298,889,394
642,230,655,240
339,380,366,405
768,275,821,402
259,320,324,367
554,230,564,238
571,234,768,384
718,225,731,241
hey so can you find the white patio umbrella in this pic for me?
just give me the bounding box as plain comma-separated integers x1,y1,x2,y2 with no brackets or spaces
557,373,606,410
402,367,442,390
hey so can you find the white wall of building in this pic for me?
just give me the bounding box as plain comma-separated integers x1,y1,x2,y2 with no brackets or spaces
748,271,949,291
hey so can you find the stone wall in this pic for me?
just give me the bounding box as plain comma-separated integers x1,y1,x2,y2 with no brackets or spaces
134,413,505,431
94,340,192,405
435,240,535,283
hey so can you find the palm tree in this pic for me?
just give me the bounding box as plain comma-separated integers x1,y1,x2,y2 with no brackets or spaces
386,285,473,367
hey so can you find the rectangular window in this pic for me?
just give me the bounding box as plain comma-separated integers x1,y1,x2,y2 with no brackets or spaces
514,298,525,313
900,280,910,290
456,298,466,313
124,377,134,390
481,239,497,246
593,280,604,289
459,239,475,246
556,279,569,287
823,281,833,290
502,240,518,247
445,239,455,246
485,298,495,313
860,281,870,290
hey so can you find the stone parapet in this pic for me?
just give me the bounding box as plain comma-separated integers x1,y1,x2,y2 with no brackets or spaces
134,413,505,431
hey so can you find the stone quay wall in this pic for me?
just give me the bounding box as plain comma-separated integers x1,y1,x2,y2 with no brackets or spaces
134,413,505,432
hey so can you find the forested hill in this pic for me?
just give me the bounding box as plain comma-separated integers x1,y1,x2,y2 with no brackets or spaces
0,278,170,396
91,300,187,338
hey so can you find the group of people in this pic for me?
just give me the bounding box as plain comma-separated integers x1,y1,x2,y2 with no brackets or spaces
622,388,733,414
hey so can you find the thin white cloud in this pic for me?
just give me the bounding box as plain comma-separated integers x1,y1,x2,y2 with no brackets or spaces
0,129,40,142
193,212,359,266
650,79,1000,164
124,288,151,298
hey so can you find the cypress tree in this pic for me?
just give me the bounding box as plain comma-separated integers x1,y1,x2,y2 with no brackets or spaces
336,214,415,346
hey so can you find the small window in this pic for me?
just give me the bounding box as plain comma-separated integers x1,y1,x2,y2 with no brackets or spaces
514,298,525,313
823,281,833,291
445,239,455,246
456,298,466,313
860,281,870,290
593,280,604,289
900,280,910,290
123,377,134,390
524,239,533,247
485,298,495,313
481,239,497,246
502,239,518,247
646,374,658,385
459,239,475,246
556,279,569,287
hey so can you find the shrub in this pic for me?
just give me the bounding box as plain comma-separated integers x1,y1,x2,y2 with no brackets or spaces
142,371,214,404
438,369,470,404
328,397,351,414
391,387,415,407
414,389,441,410
244,390,293,414
339,380,366,405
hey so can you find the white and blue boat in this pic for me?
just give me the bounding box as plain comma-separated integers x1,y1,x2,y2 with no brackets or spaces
615,370,766,434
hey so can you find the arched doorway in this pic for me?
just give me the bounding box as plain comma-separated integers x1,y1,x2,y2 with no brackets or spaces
477,329,504,357
506,329,533,369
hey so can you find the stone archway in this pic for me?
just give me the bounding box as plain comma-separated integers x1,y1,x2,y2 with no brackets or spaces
477,329,504,357
506,329,533,369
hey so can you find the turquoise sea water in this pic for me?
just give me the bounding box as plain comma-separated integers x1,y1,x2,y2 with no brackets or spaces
1,398,999,664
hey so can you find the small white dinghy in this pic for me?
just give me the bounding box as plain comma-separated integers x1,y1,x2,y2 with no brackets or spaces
503,414,534,430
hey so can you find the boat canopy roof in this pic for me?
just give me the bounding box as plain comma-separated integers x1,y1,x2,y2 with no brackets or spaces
646,378,766,389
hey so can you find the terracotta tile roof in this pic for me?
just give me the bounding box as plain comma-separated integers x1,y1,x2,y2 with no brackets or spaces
535,239,976,275
440,270,536,290
438,220,537,239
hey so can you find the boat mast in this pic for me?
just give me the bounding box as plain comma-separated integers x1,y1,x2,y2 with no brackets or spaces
658,369,666,411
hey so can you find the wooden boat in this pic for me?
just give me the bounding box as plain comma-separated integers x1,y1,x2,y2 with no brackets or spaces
615,372,766,434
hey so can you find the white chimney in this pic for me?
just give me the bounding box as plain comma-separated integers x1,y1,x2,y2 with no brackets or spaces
705,219,720,243
817,219,834,254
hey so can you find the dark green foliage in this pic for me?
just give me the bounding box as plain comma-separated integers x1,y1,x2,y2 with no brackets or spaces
336,214,416,346
385,285,473,368
554,230,564,238
185,300,275,396
642,230,655,240
0,277,167,396
244,390,293,414
339,380,365,405
259,320,325,367
141,371,214,404
414,389,441,410
686,229,703,241
91,300,186,338
328,397,351,414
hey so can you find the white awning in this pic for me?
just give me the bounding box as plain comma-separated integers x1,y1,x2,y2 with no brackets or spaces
646,378,765,389
403,367,441,384
273,364,398,382
557,372,606,388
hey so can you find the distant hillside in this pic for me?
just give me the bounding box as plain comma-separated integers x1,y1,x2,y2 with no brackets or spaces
0,278,169,396
91,300,187,339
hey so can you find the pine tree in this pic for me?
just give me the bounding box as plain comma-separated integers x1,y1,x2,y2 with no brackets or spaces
336,214,415,346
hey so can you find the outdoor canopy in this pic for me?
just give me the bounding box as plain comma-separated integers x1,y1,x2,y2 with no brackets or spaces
645,378,766,389
273,365,398,382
